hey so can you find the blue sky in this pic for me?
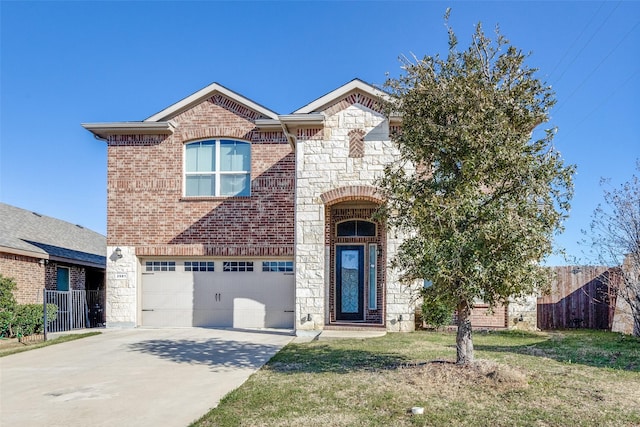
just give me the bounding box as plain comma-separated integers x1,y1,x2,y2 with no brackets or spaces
1,1,638,265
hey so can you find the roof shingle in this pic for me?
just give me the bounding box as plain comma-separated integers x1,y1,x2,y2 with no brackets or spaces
0,203,106,268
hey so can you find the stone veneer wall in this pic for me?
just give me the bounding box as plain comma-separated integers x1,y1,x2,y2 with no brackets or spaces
508,295,538,330
295,103,416,332
105,246,137,327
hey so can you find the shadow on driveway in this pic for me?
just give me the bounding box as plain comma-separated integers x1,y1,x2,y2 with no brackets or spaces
128,338,285,371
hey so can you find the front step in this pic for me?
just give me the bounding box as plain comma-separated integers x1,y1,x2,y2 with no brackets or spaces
324,323,386,331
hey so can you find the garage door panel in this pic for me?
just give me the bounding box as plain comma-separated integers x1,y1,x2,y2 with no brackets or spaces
141,260,294,328
193,284,215,310
142,309,192,328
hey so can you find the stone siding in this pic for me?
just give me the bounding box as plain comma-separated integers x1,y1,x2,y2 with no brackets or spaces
295,103,415,332
105,246,137,327
508,295,538,330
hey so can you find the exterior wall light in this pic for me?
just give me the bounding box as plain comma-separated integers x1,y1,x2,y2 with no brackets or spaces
115,247,123,259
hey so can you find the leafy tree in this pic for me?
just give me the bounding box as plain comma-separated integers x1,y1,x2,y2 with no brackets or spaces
587,162,640,336
378,16,574,364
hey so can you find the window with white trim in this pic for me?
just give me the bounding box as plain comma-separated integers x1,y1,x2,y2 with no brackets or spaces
184,139,251,197
223,261,254,272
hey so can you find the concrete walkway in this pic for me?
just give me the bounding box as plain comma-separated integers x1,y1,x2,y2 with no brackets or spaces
0,328,293,427
293,329,387,343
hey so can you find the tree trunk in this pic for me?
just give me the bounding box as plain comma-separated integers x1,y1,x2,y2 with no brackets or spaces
456,300,474,365
633,295,640,337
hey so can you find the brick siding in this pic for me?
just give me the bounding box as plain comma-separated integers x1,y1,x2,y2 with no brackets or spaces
464,304,508,329
0,253,45,304
0,252,86,304
106,94,295,256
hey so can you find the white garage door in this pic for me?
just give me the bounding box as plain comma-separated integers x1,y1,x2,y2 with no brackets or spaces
141,260,294,329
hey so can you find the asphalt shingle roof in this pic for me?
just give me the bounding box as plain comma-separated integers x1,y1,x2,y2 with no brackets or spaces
0,203,106,267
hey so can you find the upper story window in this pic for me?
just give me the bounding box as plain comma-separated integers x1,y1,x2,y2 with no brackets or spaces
337,220,376,237
184,139,251,197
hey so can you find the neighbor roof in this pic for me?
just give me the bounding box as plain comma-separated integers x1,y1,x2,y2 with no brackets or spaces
0,203,106,269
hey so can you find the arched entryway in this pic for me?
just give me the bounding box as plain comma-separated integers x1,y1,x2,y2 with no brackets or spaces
322,187,386,326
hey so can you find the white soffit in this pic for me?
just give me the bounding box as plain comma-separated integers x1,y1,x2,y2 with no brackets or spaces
81,122,175,139
293,78,388,114
144,82,279,122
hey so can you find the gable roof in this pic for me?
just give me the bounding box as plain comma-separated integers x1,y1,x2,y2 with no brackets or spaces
292,78,388,114
0,203,106,269
83,78,399,144
145,82,279,122
83,83,279,140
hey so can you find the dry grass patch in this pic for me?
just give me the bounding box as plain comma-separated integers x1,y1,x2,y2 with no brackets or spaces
402,359,529,391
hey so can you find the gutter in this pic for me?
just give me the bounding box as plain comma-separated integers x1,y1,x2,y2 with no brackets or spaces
81,121,176,141
255,114,324,149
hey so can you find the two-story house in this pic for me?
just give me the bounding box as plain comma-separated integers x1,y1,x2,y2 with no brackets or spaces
84,79,511,334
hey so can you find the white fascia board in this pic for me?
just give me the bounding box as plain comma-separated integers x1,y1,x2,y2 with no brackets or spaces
0,245,47,260
144,82,279,122
82,122,175,139
277,114,324,125
82,122,175,133
293,78,389,114
254,119,283,130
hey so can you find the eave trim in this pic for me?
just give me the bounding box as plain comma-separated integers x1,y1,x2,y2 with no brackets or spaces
144,82,279,122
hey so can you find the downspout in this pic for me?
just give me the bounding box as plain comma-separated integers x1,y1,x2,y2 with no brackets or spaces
280,122,301,331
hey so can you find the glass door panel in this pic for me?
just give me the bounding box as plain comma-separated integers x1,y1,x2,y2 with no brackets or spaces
336,245,364,320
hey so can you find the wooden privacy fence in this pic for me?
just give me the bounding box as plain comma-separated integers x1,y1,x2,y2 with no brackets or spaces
537,266,618,330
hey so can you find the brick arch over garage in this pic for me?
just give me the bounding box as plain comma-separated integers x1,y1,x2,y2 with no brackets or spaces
320,185,384,207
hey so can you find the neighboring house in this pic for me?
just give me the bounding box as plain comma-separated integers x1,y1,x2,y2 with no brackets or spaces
0,203,106,304
83,79,511,333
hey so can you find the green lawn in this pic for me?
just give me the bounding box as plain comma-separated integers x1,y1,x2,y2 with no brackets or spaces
0,332,101,357
193,330,640,427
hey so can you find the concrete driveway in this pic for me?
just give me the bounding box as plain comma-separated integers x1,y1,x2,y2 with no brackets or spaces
0,328,293,427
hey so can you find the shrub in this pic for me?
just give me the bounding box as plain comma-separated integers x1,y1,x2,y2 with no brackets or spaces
13,304,58,339
421,286,455,330
0,275,18,337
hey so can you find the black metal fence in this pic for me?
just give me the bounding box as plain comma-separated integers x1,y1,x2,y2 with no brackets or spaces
44,289,105,333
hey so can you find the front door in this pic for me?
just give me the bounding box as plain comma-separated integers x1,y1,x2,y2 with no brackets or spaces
336,245,364,320
56,267,70,291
